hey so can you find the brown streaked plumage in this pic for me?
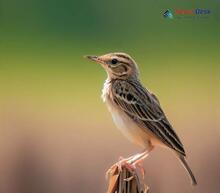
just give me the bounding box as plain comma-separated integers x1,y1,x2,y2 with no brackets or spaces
86,52,197,185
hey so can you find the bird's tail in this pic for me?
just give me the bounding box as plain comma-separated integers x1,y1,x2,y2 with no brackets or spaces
178,155,197,186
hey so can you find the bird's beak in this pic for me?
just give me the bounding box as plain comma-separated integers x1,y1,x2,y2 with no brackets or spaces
85,55,99,62
85,55,104,65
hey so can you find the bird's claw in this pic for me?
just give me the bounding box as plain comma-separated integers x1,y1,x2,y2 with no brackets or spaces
106,154,146,181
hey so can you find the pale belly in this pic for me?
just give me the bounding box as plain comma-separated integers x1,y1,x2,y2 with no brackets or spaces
106,100,152,149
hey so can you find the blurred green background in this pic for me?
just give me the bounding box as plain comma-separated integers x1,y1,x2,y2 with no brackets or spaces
0,0,219,193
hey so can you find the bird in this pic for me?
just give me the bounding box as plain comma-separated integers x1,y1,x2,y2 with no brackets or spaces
85,52,197,185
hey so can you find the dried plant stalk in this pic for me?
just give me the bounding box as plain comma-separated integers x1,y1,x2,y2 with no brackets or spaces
106,162,149,193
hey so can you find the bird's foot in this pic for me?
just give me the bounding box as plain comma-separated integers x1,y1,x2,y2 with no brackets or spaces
105,155,149,193
134,160,145,179
131,153,148,179
105,156,136,179
117,156,136,174
106,150,149,180
118,155,146,179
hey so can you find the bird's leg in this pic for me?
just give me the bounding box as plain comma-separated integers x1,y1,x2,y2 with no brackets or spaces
105,154,137,178
105,156,136,179
118,147,153,167
127,148,152,169
116,156,136,173
128,148,152,165
118,149,148,163
115,156,138,173
106,147,153,179
127,146,154,178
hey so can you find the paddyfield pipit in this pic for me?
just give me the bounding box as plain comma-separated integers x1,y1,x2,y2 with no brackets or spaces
86,52,197,185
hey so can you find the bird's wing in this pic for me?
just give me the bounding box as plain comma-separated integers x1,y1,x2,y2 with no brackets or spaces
112,80,185,156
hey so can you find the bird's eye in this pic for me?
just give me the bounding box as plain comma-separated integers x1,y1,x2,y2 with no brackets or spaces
111,58,118,65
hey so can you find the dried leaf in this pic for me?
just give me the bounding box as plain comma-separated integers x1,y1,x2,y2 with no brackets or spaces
106,162,149,193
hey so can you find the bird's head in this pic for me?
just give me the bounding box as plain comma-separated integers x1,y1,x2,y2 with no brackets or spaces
86,52,139,80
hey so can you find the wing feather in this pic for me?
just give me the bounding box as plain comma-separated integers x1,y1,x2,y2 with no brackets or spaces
112,80,185,156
